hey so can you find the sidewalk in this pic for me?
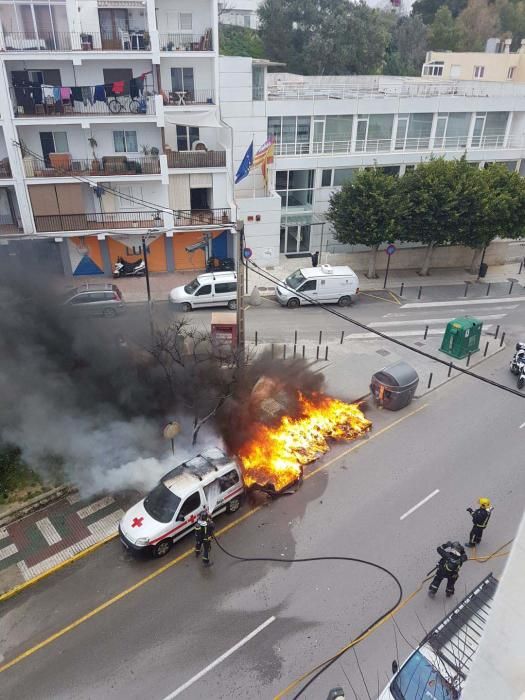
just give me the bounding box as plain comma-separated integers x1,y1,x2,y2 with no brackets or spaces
0,491,136,597
71,262,525,303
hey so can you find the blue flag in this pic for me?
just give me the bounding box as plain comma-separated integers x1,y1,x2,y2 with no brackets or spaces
235,141,253,184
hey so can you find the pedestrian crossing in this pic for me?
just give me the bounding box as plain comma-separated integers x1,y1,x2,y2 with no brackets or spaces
346,296,522,341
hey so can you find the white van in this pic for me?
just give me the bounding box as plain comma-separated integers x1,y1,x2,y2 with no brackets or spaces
119,447,244,558
276,264,359,308
169,271,237,312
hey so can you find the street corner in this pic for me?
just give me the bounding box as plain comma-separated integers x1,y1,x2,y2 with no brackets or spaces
0,492,131,598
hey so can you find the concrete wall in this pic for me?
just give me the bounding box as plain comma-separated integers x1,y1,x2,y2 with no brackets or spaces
156,0,213,38
425,51,524,82
237,191,282,266
159,55,215,94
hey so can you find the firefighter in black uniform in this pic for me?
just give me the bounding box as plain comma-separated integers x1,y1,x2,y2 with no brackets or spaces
465,497,493,547
194,508,215,566
428,541,467,597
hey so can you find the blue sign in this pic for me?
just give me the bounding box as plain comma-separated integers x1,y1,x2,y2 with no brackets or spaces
386,244,396,256
243,247,253,259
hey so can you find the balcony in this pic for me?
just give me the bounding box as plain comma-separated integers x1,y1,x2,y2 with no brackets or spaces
2,30,151,52
34,210,162,233
0,214,20,234
159,30,212,52
11,86,156,118
166,150,226,169
0,159,12,178
163,89,215,107
173,208,231,226
24,155,160,177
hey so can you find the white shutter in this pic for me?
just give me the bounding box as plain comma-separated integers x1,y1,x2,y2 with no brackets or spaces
169,175,191,210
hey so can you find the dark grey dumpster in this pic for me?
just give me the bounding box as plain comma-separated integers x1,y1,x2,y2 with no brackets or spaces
370,361,419,411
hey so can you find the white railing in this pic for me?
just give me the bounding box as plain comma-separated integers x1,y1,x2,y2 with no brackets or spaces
267,80,525,101
274,134,525,157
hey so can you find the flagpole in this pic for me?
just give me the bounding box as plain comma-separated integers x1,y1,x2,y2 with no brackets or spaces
252,132,256,198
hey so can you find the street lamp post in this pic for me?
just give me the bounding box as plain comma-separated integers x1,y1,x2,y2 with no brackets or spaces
141,234,152,303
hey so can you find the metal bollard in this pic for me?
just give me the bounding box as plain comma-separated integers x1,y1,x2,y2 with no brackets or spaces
400,282,404,296
340,330,345,345
316,346,320,360
500,332,506,347
448,363,452,377
271,343,274,359
293,344,297,359
464,282,469,297
484,341,489,357
283,344,286,360
294,330,298,345
302,345,305,359
255,330,258,346
418,286,422,300
486,283,491,297
424,325,429,340
509,280,514,295
319,330,323,345
495,325,500,340
519,260,523,275
325,346,328,361
467,352,471,367
427,373,433,389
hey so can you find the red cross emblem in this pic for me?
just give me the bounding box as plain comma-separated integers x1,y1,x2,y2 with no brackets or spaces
131,516,144,528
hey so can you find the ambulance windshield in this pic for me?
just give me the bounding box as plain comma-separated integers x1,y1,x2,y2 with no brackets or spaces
390,651,457,700
144,483,181,523
285,270,306,290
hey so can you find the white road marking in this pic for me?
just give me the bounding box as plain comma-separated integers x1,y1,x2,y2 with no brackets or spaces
400,489,440,521
35,517,62,546
384,306,517,317
77,495,115,519
0,527,9,541
346,326,492,340
161,616,276,699
370,314,505,328
402,296,525,309
0,543,18,561
520,422,525,429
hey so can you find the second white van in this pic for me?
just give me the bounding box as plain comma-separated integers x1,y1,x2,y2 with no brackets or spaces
276,264,359,308
169,271,237,311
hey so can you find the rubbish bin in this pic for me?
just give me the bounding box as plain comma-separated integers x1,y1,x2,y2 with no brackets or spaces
479,262,488,278
370,361,419,411
440,316,482,359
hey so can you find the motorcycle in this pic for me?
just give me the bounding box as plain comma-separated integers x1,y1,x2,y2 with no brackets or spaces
510,342,525,389
206,256,235,273
113,257,146,278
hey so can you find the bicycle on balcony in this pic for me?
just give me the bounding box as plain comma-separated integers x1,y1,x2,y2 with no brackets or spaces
107,95,147,114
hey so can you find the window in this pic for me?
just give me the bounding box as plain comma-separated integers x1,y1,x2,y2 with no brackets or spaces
178,492,201,518
176,125,200,151
195,284,211,296
422,63,443,76
215,282,237,294
471,112,508,148
171,67,195,94
333,168,357,186
113,130,138,153
143,483,181,523
474,65,485,79
395,113,432,150
276,170,315,210
356,114,394,152
434,112,470,149
252,65,265,101
321,169,332,187
280,225,311,254
267,117,311,155
103,68,132,95
390,651,455,700
52,132,68,152
507,66,516,80
313,115,353,153
219,470,240,492
300,280,316,291
88,292,107,302
244,14,251,27
179,13,192,31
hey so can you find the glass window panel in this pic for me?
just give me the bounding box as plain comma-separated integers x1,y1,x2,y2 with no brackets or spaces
325,115,352,145
484,113,508,146
366,114,394,151
180,13,192,30
113,131,126,152
444,113,470,147
471,116,485,147
395,118,408,150
299,225,311,252
275,171,288,189
286,226,299,253
287,189,313,207
53,132,69,152
280,226,286,253
176,125,188,151
321,169,333,187
313,121,324,150
296,116,311,143
288,170,312,189
125,131,137,152
268,117,281,142
333,168,356,186
281,117,296,143
502,160,517,171
277,190,288,207
189,127,200,146
356,119,367,151
406,114,432,149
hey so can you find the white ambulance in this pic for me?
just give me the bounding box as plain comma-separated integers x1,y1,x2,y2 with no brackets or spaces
119,447,244,558
275,264,359,308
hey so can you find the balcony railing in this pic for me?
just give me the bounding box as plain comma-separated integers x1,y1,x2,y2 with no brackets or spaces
0,160,12,178
2,31,151,52
166,151,226,168
159,30,212,52
24,155,160,177
174,208,232,227
274,134,521,157
34,211,162,233
0,215,20,233
163,89,215,107
11,87,156,117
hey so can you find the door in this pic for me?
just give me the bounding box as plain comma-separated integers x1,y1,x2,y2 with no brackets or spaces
171,67,195,101
190,188,209,210
192,283,212,307
99,9,129,50
216,469,241,510
40,132,69,166
213,281,237,306
173,491,202,540
298,279,317,303
103,68,133,95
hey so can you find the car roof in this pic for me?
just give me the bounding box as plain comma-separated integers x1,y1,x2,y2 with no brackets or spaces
301,265,356,279
162,447,237,495
70,283,118,294
197,271,237,283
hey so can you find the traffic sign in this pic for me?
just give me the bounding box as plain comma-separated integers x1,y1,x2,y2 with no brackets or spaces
386,244,396,256
243,247,253,259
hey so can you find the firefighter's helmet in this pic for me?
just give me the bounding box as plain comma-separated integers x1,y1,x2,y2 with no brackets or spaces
479,497,491,509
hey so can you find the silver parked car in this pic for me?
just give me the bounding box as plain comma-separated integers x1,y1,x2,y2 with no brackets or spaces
61,283,125,317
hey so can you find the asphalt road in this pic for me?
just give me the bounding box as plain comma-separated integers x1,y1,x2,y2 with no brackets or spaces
1,345,524,700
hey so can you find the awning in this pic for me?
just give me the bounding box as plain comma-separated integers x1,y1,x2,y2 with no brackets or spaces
164,110,223,129
281,212,327,226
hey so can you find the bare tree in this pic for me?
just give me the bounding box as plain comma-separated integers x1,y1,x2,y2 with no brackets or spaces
218,1,234,21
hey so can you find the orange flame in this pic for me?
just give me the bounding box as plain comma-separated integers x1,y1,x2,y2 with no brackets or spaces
238,393,372,491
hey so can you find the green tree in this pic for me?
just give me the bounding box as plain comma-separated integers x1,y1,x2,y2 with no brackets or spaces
384,14,429,76
327,169,401,279
219,25,265,58
428,6,464,50
258,0,391,75
399,159,464,276
412,0,467,25
456,0,501,51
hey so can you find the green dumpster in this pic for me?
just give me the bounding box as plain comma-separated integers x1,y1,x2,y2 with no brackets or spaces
440,317,483,359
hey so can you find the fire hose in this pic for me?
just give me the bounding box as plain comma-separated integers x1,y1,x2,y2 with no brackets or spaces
213,535,513,699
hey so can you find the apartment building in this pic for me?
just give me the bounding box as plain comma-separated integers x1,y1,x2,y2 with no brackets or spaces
218,1,259,30
219,59,525,269
423,38,525,82
0,0,234,276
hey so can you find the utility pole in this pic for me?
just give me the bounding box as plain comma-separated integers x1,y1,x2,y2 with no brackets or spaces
235,220,245,360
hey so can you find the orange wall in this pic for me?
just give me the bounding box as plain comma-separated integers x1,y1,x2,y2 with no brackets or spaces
71,236,104,270
172,230,224,271
107,236,167,272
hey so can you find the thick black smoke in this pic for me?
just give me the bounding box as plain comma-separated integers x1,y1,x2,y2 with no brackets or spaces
0,272,325,494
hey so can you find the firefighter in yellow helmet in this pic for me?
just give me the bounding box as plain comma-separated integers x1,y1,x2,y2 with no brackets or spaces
465,497,493,548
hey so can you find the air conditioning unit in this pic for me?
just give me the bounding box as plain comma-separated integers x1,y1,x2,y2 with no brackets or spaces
321,264,333,274
192,141,208,152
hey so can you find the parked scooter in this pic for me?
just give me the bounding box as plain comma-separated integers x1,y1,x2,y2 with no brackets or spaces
113,256,146,278
206,256,235,273
509,342,525,389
